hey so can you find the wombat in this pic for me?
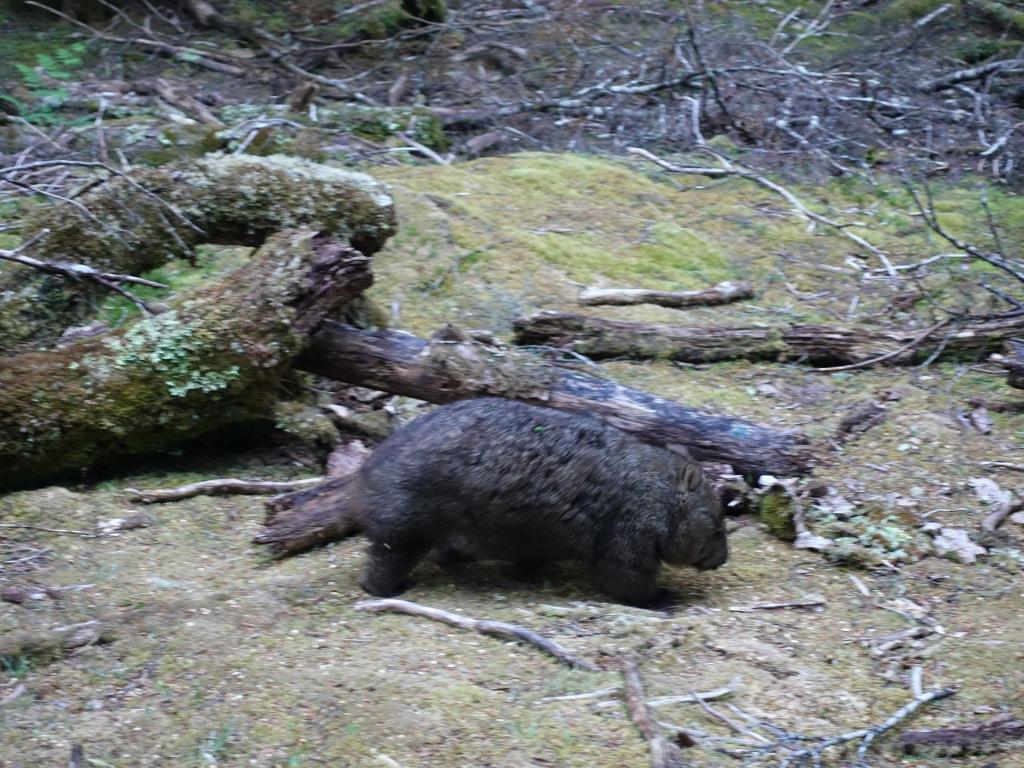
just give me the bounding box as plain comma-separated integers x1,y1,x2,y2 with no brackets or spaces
350,398,727,606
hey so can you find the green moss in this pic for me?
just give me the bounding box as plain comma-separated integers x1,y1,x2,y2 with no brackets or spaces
273,401,339,450
759,489,797,542
0,230,345,489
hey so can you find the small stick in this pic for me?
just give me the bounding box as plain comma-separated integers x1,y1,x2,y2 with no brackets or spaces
981,497,1024,532
647,687,733,708
694,693,772,744
593,686,734,710
621,657,686,768
978,460,1024,473
910,666,923,698
0,523,102,538
849,574,872,597
728,595,825,613
979,461,1024,472
126,477,324,503
354,599,597,670
541,686,622,703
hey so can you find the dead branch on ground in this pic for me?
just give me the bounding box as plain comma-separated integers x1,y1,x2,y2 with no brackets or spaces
354,598,597,670
621,656,686,768
731,687,957,766
578,281,754,308
126,477,325,503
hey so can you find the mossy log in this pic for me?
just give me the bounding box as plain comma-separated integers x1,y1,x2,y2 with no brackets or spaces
258,321,812,557
295,321,813,476
1001,338,1024,389
0,230,371,490
513,312,1024,367
0,154,395,355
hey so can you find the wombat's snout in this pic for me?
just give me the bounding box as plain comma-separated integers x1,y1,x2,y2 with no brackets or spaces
694,529,729,571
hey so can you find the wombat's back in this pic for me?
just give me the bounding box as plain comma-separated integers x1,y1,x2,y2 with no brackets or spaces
356,398,684,562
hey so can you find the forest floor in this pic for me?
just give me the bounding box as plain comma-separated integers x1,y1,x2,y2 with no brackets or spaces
2,152,1023,767
3,1,1024,766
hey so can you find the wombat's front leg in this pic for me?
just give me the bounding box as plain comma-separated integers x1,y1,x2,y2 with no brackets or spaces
360,541,428,597
593,561,661,607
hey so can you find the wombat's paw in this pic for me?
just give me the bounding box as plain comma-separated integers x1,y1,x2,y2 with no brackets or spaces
507,559,545,582
358,575,412,598
636,587,682,612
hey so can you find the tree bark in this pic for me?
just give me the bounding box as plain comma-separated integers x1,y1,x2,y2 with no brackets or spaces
294,321,813,476
255,476,363,556
0,231,371,490
513,311,1024,367
578,281,754,308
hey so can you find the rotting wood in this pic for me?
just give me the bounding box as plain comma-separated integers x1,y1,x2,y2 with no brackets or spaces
578,281,754,309
354,598,597,670
253,476,363,556
126,477,324,503
513,311,1024,368
295,322,814,477
620,657,686,768
897,715,1024,755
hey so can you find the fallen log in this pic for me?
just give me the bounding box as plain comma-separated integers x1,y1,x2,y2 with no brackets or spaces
258,324,811,556
994,338,1024,389
513,312,1024,367
0,231,371,490
578,281,753,308
1,154,395,354
295,322,812,475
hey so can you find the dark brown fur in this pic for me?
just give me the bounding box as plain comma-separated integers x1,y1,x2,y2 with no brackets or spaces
350,398,727,606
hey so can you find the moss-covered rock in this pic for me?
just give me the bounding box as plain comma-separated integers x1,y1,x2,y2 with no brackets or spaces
0,154,395,355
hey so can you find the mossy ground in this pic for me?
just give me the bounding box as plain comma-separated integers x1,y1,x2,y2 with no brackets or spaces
3,152,1024,766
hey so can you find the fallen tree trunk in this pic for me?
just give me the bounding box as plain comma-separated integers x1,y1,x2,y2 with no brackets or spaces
1,154,395,355
513,312,1024,367
295,322,813,476
0,230,370,490
578,281,754,308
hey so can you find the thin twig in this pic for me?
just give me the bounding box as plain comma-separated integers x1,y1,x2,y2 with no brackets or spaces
628,146,898,276
126,477,324,503
0,524,102,538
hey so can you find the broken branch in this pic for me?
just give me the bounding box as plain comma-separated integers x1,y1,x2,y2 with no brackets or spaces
354,598,597,670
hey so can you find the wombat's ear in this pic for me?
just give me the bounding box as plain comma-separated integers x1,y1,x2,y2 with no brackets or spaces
681,462,704,492
665,443,695,461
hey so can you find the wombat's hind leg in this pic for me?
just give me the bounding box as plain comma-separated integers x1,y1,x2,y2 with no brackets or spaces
359,541,429,597
508,559,546,582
